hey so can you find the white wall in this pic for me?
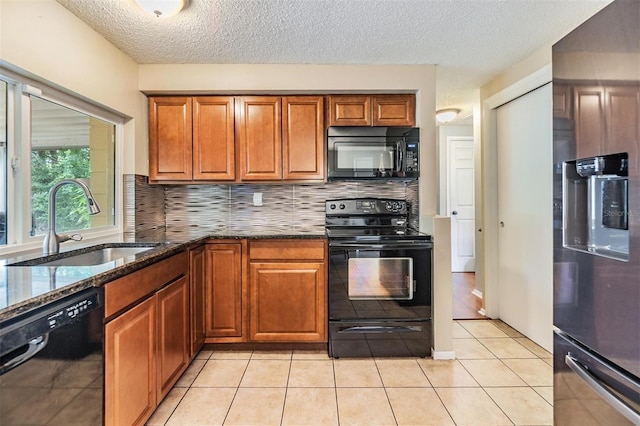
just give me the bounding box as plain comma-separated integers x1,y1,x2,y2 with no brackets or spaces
0,0,143,175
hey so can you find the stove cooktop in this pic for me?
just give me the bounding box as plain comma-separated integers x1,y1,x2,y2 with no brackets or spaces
325,227,432,241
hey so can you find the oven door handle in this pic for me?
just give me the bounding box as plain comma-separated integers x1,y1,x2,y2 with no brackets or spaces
329,241,433,250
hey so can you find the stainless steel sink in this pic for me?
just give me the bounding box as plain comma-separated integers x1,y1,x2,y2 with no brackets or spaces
8,244,160,267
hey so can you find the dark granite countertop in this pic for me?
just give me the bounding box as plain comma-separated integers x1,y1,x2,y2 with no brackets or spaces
0,226,326,322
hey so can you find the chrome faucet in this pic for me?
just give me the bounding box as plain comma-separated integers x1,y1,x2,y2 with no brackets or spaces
43,179,101,256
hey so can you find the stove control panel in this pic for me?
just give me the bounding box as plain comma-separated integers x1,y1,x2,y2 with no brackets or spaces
326,198,408,215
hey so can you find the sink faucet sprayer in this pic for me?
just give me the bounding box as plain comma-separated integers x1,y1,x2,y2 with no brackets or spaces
43,178,101,256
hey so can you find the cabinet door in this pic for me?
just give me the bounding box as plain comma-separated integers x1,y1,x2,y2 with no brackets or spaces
105,297,156,426
149,97,193,181
372,95,416,126
553,83,572,119
193,97,235,180
189,245,206,358
605,85,640,173
574,85,605,159
282,96,324,180
328,95,371,126
156,276,190,400
205,243,243,338
249,262,326,342
237,96,282,180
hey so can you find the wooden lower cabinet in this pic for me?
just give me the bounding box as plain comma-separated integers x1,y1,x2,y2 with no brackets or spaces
249,261,326,341
189,245,206,357
205,242,243,339
248,239,327,342
105,296,156,426
104,252,190,426
156,276,190,400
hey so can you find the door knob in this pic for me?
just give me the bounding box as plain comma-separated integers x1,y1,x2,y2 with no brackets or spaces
452,211,458,215
500,221,505,227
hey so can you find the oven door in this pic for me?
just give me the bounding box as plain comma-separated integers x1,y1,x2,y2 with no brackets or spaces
328,241,432,321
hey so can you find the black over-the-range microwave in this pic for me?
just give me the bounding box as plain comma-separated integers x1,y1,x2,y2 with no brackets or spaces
327,126,420,180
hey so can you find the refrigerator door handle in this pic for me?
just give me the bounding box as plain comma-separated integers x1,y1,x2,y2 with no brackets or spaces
565,353,640,424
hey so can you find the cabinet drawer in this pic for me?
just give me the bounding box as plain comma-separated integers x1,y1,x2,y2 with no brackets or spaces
105,251,188,318
249,240,326,261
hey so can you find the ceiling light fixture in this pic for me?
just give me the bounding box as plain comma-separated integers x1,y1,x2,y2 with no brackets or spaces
435,108,460,124
135,0,187,18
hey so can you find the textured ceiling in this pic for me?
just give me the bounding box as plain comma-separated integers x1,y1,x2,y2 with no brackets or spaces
56,0,611,118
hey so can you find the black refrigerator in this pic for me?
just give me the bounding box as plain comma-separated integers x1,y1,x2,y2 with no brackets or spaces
552,0,640,424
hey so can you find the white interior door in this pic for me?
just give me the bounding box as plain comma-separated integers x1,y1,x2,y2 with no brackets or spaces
496,83,553,351
448,137,475,272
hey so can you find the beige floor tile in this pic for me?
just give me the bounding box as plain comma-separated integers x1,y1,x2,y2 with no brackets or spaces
453,321,474,338
195,350,213,360
282,388,338,425
478,338,537,359
460,359,527,387
174,359,206,387
503,358,553,386
146,387,188,425
543,357,553,366
386,387,455,425
191,359,248,387
417,359,479,387
224,387,286,426
489,320,524,337
209,351,252,360
514,337,553,358
485,387,553,425
240,359,291,387
336,387,396,425
533,386,554,405
165,387,236,426
453,338,497,359
458,320,510,338
251,350,293,359
292,350,331,360
334,359,383,387
435,387,513,426
375,359,431,387
288,360,335,387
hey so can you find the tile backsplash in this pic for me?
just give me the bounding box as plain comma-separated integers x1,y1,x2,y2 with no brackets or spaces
125,175,419,233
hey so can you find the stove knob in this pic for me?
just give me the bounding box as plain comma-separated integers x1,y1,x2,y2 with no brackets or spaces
386,202,393,211
329,203,336,210
339,203,346,210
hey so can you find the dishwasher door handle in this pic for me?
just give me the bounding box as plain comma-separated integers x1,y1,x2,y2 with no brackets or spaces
0,334,49,375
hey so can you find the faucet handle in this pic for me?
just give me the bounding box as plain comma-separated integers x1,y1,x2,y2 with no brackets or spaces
58,233,83,243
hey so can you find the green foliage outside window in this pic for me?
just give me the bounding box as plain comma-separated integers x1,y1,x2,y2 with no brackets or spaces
31,148,90,235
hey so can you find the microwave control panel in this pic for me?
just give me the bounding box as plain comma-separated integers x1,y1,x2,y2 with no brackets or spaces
406,143,419,172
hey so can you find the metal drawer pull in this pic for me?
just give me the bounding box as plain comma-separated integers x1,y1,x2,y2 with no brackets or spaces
565,353,640,424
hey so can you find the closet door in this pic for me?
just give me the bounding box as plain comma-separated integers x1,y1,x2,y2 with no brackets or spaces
496,83,553,351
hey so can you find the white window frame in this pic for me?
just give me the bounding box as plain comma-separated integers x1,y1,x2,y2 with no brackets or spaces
0,68,124,256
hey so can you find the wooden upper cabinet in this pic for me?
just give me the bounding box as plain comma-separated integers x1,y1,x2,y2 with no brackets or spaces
328,95,371,126
328,94,416,127
574,85,606,159
283,96,325,180
148,97,193,181
193,97,235,180
237,96,282,180
372,94,416,126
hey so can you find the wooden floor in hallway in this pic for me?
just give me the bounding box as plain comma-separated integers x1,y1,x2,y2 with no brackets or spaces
453,272,485,320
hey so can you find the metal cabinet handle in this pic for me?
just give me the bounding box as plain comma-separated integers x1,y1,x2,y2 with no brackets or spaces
565,354,640,424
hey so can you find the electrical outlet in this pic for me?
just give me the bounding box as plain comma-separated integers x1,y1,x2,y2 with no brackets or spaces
253,192,263,206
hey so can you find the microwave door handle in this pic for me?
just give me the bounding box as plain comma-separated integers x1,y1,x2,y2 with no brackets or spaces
397,142,403,172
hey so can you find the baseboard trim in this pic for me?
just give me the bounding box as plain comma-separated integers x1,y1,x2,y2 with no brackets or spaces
478,308,486,316
432,350,456,360
471,289,483,299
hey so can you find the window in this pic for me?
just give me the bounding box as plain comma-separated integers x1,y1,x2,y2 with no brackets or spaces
0,71,120,251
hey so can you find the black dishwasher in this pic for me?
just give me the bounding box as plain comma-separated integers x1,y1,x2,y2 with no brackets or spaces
0,287,104,425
